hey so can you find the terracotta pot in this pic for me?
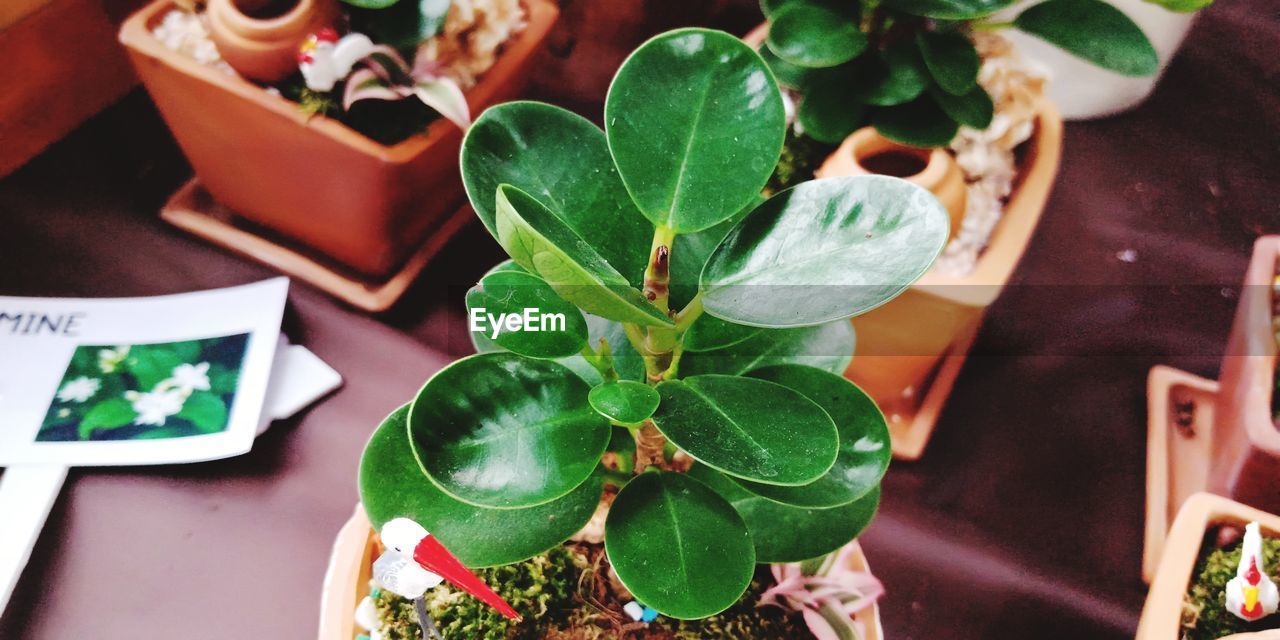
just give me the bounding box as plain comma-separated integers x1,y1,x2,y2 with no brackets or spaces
1137,492,1280,639
318,504,883,639
119,0,559,278
205,0,339,83
816,127,967,240
1144,236,1280,581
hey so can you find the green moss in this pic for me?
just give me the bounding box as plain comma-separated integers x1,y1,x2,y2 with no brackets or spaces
667,569,808,639
766,128,838,195
1182,531,1280,640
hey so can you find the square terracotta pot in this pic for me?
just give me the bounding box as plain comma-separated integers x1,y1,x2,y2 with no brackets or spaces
119,0,558,277
318,504,882,639
1145,236,1280,581
1137,492,1280,639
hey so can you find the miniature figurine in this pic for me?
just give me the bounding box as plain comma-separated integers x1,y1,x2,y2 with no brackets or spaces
375,518,521,620
1226,522,1279,622
298,29,375,92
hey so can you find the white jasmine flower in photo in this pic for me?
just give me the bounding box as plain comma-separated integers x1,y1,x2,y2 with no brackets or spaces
170,362,211,394
125,388,186,426
97,346,130,373
57,376,101,403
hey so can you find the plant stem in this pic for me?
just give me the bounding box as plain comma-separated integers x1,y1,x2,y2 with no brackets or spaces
631,224,682,472
632,419,667,471
674,294,704,334
580,339,617,381
601,466,633,488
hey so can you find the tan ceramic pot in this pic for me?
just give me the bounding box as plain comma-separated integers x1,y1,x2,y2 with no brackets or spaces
206,0,340,83
318,505,882,639
816,127,967,241
120,0,558,278
1138,492,1280,639
1144,236,1280,581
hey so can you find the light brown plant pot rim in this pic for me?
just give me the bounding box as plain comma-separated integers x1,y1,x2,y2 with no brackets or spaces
1137,492,1280,640
118,0,560,162
317,504,883,640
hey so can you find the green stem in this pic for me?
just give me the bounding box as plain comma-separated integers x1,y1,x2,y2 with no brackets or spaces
674,294,704,334
580,339,617,382
600,467,632,488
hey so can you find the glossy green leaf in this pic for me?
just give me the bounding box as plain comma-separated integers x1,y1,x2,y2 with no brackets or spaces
178,392,228,434
757,43,818,90
461,102,650,287
669,202,755,310
917,31,981,95
1141,0,1211,11
605,470,754,618
798,79,866,144
737,365,889,507
700,176,950,328
871,96,960,147
881,0,1017,19
683,315,762,352
653,375,838,485
494,185,672,327
690,464,881,562
465,269,588,359
1015,0,1158,76
589,381,660,425
408,353,610,509
929,85,994,129
679,321,854,377
851,43,930,107
605,29,785,233
360,405,604,567
766,3,867,68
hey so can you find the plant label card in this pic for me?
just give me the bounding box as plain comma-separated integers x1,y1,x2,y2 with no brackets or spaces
0,278,289,466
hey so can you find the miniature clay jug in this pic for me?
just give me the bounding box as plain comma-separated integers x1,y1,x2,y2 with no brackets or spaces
206,0,340,83
816,127,966,240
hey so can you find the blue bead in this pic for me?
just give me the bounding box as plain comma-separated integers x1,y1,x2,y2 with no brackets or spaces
641,607,659,622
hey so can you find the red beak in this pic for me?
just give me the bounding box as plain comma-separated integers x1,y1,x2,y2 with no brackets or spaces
413,535,522,621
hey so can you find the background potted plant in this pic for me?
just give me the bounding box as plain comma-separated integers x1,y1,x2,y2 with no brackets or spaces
1144,236,1280,582
321,27,953,638
119,0,558,310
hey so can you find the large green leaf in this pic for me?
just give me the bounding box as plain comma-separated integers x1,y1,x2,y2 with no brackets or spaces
1014,0,1158,76
605,471,755,618
766,3,867,68
652,375,838,485
465,268,588,359
881,0,1017,19
872,96,961,148
408,353,610,509
360,405,604,567
917,31,981,96
690,464,881,563
588,381,660,425
851,42,931,107
605,29,785,233
738,365,889,507
679,321,854,377
494,185,672,327
700,176,950,328
930,85,994,129
682,315,762,352
669,201,755,310
461,101,651,287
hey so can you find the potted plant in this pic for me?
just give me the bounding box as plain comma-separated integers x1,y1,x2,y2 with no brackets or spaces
1138,492,1280,640
119,0,558,309
321,27,953,638
744,0,1087,458
1144,236,1280,582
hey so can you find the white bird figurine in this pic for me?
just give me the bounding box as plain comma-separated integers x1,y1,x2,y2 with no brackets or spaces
297,29,375,92
1226,522,1279,622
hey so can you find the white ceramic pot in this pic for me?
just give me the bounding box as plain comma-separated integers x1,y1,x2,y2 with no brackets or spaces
996,0,1199,120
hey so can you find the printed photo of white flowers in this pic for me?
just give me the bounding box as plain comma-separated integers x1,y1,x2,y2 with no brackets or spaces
37,333,249,442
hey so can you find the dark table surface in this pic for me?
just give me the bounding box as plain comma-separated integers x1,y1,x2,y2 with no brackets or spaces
1,0,1277,638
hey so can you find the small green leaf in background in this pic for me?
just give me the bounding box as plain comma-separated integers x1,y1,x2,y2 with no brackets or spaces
757,44,818,90
767,3,867,68
465,268,588,359
127,347,183,390
851,44,931,107
929,85,995,129
871,96,960,147
408,353,610,509
1141,0,1212,12
682,314,762,352
493,185,672,328
678,321,854,377
605,470,755,619
178,392,229,434
353,0,452,50
738,364,890,507
589,381,660,425
690,464,881,563
461,102,651,287
605,29,785,233
917,31,981,95
79,398,136,439
798,79,866,144
1014,0,1158,76
653,375,838,485
361,405,604,567
881,0,1017,19
700,176,950,328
